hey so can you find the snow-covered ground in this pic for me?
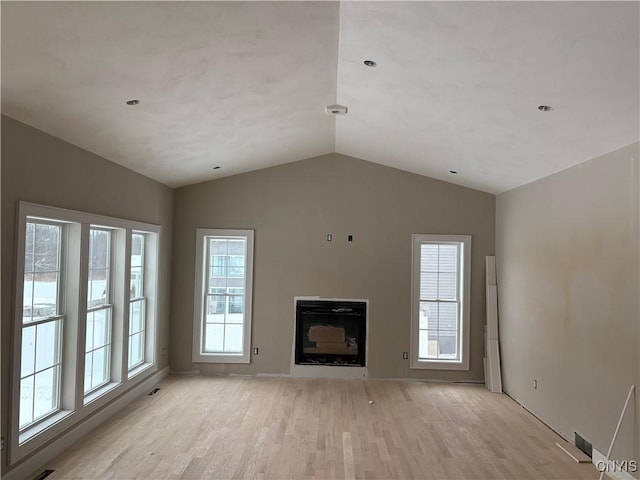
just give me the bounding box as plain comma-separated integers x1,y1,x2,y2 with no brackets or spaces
20,280,107,427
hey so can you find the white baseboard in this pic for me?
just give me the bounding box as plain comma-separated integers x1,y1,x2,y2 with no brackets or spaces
593,448,639,480
168,369,201,375
3,366,170,480
392,377,484,384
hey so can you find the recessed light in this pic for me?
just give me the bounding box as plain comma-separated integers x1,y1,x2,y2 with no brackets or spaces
537,105,554,112
363,60,377,67
213,166,221,170
126,99,140,106
449,170,458,174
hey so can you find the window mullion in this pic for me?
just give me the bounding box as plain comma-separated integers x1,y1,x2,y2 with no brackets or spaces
76,223,91,405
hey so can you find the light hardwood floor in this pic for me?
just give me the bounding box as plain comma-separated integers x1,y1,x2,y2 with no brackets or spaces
42,375,598,479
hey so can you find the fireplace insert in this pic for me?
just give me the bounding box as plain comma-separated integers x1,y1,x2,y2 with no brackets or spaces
295,299,366,366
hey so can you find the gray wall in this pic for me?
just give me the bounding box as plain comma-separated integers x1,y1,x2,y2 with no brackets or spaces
0,116,174,474
170,153,495,379
496,143,639,465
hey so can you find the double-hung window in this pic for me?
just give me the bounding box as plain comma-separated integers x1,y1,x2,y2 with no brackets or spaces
193,229,254,363
10,202,161,465
85,228,113,394
20,220,64,430
129,232,146,370
411,234,471,370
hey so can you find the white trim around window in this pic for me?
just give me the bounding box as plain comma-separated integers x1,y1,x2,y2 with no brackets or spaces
192,228,254,364
9,202,161,465
410,234,471,370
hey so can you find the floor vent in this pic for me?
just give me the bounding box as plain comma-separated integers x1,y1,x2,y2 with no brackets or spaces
574,432,593,458
33,470,55,480
148,387,160,396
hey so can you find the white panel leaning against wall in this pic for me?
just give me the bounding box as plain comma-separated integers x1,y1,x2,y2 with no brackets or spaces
9,202,161,465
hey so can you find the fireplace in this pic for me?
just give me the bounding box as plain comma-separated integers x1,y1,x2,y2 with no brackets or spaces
295,299,366,367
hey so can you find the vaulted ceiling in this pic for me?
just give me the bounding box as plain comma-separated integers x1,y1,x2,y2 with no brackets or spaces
2,1,638,193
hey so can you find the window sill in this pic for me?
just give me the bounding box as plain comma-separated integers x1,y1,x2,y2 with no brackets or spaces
410,358,469,370
84,381,121,406
128,362,155,380
192,352,250,364
19,409,74,446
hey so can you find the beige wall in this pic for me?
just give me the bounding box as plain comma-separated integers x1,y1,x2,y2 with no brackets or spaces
496,143,640,465
170,153,495,379
8,111,638,474
0,116,174,474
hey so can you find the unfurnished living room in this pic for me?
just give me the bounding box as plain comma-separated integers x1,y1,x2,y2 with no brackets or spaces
1,1,638,479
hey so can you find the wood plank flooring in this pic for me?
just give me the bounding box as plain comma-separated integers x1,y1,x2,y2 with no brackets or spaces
42,375,598,479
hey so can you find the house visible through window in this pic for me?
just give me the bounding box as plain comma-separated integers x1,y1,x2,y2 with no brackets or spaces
212,255,245,277
193,229,254,363
411,234,471,370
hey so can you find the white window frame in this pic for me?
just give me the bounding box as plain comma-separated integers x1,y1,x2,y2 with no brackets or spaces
19,219,65,431
192,228,254,364
128,231,148,371
410,234,471,370
128,229,159,378
84,227,114,395
9,202,161,465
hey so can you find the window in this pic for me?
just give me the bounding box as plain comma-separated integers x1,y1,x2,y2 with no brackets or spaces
129,232,146,369
20,221,63,430
411,234,471,370
10,202,161,465
193,229,254,363
85,228,112,394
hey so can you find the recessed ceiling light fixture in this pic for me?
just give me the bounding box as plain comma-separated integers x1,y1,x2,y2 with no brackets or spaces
212,166,221,170
449,170,458,174
126,99,140,106
363,60,377,67
537,105,554,112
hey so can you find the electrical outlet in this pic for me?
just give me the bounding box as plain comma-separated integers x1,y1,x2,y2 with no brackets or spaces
402,352,408,360
253,347,259,355
161,347,167,357
533,379,538,389
1,436,5,450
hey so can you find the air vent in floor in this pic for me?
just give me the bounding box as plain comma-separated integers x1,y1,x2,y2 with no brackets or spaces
574,431,593,458
33,470,55,480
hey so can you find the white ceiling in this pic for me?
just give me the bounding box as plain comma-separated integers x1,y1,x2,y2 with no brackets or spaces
2,1,639,194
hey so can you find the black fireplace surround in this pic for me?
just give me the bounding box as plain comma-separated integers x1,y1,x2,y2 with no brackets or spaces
295,299,366,367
